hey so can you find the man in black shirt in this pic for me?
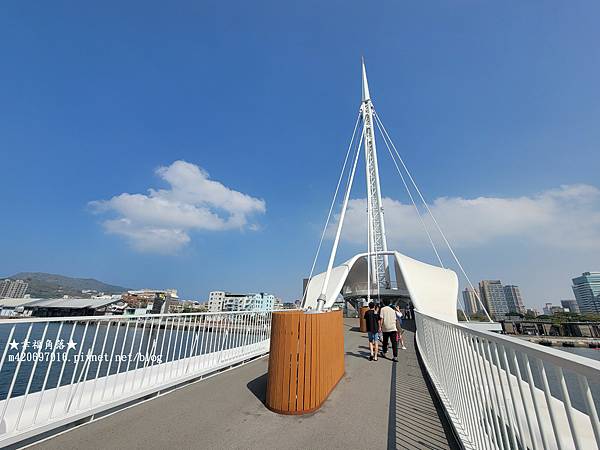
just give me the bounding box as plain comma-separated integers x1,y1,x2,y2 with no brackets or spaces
363,301,381,361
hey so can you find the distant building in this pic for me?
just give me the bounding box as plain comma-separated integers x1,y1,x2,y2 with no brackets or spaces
461,287,479,316
273,297,284,310
572,272,600,314
0,279,29,299
209,291,275,312
303,278,309,296
479,280,508,318
223,293,275,311
0,297,121,317
222,293,249,311
208,291,226,312
525,308,539,317
169,300,204,313
503,285,525,314
121,289,178,314
560,299,580,314
543,302,565,315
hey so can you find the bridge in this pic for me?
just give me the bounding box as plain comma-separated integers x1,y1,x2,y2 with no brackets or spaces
0,61,599,449
0,309,597,449
23,318,458,450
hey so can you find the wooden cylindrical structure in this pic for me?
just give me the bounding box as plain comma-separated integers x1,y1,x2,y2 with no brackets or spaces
266,310,344,415
359,306,368,332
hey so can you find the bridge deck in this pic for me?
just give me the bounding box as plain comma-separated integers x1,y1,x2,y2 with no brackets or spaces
31,319,459,450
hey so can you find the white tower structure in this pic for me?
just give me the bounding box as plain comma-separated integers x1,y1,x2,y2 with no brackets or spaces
306,59,482,324
361,59,390,290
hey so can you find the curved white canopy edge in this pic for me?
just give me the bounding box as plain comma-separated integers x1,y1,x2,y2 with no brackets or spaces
303,251,459,323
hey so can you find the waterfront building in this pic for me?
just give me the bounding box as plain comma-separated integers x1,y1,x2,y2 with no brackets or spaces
222,292,275,311
222,293,248,311
208,291,226,312
0,279,29,298
560,299,580,314
461,287,479,315
572,272,600,314
121,289,178,314
0,297,121,317
209,291,276,312
503,285,526,314
478,280,508,318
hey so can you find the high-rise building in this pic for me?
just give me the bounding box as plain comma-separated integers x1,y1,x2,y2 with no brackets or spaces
461,287,479,316
572,272,600,315
303,278,309,297
479,280,508,318
0,279,29,298
503,285,525,314
561,299,580,314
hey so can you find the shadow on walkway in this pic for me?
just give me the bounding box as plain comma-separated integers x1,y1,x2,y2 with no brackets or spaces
387,332,460,450
247,373,268,406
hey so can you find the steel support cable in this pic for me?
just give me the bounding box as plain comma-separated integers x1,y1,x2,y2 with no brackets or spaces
374,117,444,268
317,125,365,309
301,111,362,306
374,111,492,322
367,147,372,302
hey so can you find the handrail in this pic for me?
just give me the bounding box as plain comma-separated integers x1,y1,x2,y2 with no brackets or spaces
415,311,600,450
0,310,273,447
0,309,276,324
431,312,600,378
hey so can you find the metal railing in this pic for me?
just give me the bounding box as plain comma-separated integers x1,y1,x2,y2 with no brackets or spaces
415,311,600,450
0,310,272,447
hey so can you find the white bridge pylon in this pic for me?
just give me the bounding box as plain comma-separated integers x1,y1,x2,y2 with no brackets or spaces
304,60,489,323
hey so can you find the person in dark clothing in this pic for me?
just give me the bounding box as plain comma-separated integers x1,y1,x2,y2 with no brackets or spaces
363,301,381,361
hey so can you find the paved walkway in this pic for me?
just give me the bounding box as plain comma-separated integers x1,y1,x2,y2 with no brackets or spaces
31,319,458,450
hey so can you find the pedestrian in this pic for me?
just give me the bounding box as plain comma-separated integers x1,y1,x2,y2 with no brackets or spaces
379,299,398,362
394,305,407,350
363,301,381,361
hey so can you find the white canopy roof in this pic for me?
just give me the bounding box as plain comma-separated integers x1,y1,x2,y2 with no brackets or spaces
303,251,459,323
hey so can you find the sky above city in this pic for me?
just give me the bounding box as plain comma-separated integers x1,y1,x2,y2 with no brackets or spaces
1,2,599,310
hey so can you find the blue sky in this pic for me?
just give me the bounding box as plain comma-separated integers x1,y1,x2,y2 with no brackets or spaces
1,1,599,309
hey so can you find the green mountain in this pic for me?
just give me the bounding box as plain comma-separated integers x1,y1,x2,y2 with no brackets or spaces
5,272,130,298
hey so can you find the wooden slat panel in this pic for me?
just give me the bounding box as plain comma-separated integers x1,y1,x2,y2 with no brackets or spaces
296,312,305,411
307,314,319,409
266,310,345,415
303,312,312,411
288,313,298,412
274,312,286,412
281,313,292,412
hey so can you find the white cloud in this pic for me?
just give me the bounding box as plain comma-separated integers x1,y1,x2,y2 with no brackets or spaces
90,160,266,253
331,184,600,251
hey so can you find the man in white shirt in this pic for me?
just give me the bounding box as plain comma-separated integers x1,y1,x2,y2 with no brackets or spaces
379,299,398,362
